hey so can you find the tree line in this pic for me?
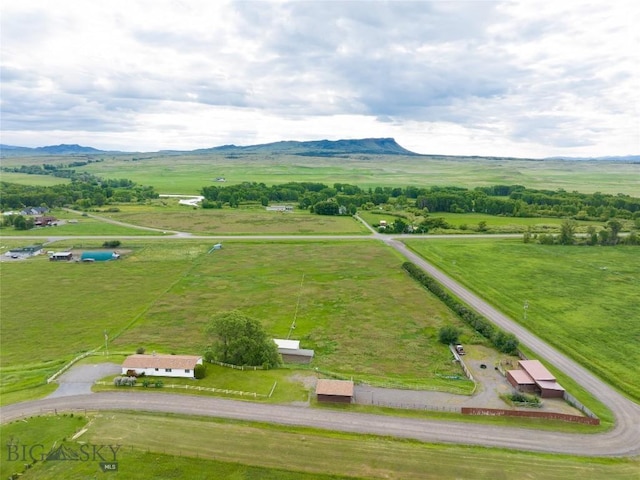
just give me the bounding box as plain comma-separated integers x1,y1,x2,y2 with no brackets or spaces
0,179,157,211
201,182,640,221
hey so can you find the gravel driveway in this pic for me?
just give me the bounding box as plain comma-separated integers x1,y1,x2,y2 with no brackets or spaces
47,363,121,398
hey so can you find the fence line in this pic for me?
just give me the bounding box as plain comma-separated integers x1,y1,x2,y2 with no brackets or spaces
47,349,99,384
208,360,264,371
94,381,267,398
563,391,599,420
366,400,461,413
461,407,600,425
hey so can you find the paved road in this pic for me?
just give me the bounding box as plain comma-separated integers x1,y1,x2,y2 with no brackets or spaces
3,225,639,457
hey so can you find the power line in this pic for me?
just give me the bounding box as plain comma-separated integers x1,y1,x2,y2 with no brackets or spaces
287,273,305,340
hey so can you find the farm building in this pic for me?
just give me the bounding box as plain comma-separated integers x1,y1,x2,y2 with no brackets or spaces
80,251,120,262
266,205,294,212
34,216,57,226
507,359,565,398
315,379,354,404
49,252,73,261
5,245,43,258
273,339,315,364
122,354,203,379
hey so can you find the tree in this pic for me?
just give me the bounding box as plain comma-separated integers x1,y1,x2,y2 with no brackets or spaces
607,220,622,245
559,219,577,245
205,310,281,368
438,325,460,345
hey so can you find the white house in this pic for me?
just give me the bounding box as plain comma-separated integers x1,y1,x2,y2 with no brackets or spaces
122,354,202,379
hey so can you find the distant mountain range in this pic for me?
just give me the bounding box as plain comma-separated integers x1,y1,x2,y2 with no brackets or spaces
1,140,638,161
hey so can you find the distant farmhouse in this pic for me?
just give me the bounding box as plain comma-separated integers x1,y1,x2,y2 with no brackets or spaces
5,245,43,259
266,205,294,212
122,354,203,379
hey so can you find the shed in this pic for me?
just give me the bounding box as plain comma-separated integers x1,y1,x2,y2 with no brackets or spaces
273,339,315,364
49,252,73,261
122,354,202,378
81,251,120,262
315,379,354,403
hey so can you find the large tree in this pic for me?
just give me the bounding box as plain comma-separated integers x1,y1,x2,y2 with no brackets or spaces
204,311,281,368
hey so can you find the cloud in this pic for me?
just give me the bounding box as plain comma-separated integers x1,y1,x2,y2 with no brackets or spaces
0,0,638,157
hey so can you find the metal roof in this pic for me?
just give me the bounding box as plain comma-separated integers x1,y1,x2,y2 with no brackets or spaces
273,339,300,350
315,379,354,397
518,360,556,381
508,369,535,384
122,354,202,370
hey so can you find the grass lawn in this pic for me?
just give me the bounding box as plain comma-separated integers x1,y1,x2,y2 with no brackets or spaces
5,411,637,480
1,239,475,397
404,239,640,402
94,363,312,403
100,200,369,235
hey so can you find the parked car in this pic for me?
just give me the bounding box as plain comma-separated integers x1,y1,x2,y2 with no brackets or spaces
455,344,466,355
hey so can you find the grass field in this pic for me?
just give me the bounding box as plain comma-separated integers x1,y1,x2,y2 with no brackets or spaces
358,211,610,234
0,172,70,186
0,239,476,396
5,152,638,195
101,200,369,235
404,239,640,402
3,412,637,480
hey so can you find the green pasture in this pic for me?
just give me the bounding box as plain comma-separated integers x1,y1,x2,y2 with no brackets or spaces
0,172,70,186
3,412,636,480
0,207,167,237
359,211,609,234
11,152,637,195
111,240,474,391
102,200,369,235
404,239,640,402
0,240,475,396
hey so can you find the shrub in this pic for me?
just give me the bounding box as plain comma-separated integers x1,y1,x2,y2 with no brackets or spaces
136,346,146,354
194,363,206,379
438,325,460,345
102,240,121,248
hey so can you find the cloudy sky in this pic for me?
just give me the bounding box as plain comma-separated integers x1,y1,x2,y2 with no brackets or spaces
1,0,638,157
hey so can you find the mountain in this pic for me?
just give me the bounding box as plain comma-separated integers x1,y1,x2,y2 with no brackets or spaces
192,138,419,156
0,144,106,155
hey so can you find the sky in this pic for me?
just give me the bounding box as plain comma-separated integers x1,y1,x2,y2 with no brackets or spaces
1,0,638,157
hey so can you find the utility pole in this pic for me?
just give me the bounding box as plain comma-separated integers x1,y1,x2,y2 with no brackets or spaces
104,330,109,356
523,300,529,321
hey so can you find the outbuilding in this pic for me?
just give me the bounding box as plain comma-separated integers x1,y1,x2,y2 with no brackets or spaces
122,354,203,379
81,251,120,262
507,359,565,398
49,252,73,261
273,339,315,364
315,379,354,404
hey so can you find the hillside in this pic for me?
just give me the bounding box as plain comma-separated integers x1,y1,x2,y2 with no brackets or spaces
192,138,418,156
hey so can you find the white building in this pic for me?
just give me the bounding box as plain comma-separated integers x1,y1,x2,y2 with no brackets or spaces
121,354,202,378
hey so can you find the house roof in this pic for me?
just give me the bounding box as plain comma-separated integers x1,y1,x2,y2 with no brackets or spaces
316,379,354,397
278,348,315,358
122,354,202,370
508,369,535,385
518,360,556,381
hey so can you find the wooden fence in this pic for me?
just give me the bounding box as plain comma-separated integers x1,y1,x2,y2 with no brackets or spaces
461,407,600,425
